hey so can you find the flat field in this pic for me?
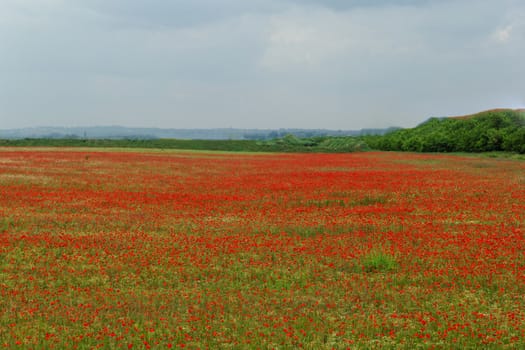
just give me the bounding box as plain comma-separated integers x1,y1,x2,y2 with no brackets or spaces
0,148,524,349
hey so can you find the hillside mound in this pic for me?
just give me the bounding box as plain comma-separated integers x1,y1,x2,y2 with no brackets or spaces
363,109,525,153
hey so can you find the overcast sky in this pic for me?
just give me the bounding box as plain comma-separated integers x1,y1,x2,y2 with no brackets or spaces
1,0,524,129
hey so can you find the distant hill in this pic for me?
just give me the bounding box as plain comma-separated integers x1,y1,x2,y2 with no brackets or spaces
0,126,397,140
449,108,525,120
362,109,525,153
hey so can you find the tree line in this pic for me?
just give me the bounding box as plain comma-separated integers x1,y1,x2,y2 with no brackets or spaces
362,109,525,153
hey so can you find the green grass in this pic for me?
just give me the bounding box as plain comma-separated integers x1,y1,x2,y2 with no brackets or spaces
0,216,13,232
362,251,398,272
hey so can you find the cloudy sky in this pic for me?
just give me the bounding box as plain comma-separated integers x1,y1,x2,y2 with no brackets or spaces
1,0,524,130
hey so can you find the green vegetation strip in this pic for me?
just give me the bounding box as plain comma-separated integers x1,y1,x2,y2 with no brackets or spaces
0,136,368,153
2,109,524,154
362,109,525,153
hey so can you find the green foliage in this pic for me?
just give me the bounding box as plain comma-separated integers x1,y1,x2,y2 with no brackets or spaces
362,251,398,272
0,135,368,153
265,135,368,152
362,109,525,153
0,217,13,232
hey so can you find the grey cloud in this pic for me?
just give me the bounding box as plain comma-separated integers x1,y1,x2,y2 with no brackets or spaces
1,2,266,81
72,0,285,29
289,0,439,10
1,0,524,130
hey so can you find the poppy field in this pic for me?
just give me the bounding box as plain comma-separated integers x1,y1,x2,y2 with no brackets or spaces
0,148,524,349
